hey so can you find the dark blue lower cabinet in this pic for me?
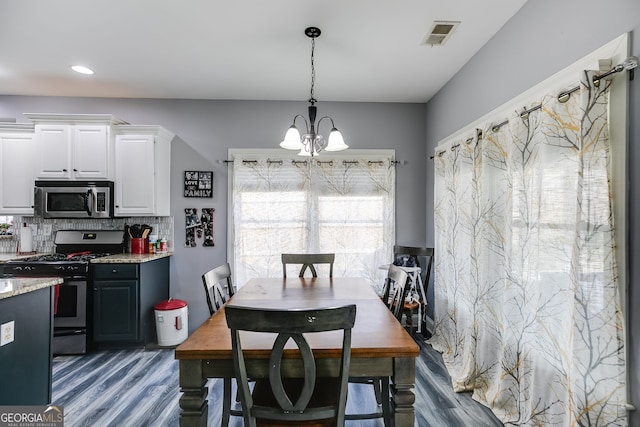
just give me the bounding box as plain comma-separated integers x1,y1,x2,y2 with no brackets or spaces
93,280,139,342
0,287,53,405
91,257,169,347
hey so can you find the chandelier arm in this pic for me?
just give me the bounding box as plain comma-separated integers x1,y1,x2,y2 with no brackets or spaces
316,116,336,132
292,114,310,133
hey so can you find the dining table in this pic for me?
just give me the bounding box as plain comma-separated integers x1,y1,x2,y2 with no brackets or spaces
175,276,420,426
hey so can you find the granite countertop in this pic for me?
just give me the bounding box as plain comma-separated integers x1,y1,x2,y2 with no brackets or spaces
0,277,63,300
90,252,173,264
0,253,49,263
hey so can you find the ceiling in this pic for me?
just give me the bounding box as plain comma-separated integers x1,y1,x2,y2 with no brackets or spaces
0,0,528,104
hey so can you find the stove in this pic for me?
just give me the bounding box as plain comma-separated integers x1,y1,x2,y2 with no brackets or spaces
3,230,125,355
6,252,116,277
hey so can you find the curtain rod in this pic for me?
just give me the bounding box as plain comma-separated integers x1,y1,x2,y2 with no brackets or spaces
558,55,638,103
221,159,406,164
430,55,638,160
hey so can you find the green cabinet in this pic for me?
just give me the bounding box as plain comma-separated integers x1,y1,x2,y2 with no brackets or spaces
0,287,52,405
91,257,169,346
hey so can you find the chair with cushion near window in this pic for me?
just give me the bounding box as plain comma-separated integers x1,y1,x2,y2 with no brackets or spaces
225,304,356,427
392,245,434,335
201,263,240,427
281,253,335,278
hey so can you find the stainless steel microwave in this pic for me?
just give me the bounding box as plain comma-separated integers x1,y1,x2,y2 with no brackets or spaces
34,181,115,219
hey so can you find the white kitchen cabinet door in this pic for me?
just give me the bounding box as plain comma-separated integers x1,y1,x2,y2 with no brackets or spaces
114,134,156,216
114,125,173,217
0,131,36,214
35,124,72,179
72,125,111,179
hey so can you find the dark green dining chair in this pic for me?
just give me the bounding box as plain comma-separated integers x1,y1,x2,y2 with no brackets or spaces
201,262,240,427
225,304,356,427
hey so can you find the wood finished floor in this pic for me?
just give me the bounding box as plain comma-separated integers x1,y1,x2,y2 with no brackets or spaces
52,337,504,426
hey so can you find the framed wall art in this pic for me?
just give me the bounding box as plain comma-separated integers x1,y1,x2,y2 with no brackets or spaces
184,171,213,198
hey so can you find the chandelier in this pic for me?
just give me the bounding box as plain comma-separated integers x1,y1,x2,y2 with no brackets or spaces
279,27,348,157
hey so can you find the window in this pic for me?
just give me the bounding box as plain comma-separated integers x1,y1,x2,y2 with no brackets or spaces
230,150,395,290
0,216,13,236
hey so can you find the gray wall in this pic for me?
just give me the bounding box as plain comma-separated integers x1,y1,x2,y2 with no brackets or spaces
0,96,427,331
424,0,640,421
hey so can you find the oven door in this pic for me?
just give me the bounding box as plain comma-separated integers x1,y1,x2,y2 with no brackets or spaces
54,279,87,329
52,279,88,355
34,181,114,219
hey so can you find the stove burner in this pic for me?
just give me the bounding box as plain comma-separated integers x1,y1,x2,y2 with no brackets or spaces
15,253,114,263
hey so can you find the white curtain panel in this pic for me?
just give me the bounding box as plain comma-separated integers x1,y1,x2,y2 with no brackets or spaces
430,71,627,426
232,154,395,291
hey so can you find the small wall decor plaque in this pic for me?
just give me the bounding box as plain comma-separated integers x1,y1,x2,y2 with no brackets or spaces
184,171,213,198
185,208,215,247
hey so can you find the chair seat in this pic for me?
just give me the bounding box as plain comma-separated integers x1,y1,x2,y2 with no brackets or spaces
379,295,421,312
403,300,420,311
253,378,340,427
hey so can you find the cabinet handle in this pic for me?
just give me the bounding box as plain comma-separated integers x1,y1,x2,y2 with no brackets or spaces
73,168,78,172
93,288,98,291
112,269,117,273
62,168,67,172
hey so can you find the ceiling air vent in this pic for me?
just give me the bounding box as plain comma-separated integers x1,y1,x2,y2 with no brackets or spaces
422,21,460,46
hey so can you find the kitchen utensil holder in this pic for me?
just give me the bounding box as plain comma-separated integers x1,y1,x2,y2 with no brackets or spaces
131,238,145,254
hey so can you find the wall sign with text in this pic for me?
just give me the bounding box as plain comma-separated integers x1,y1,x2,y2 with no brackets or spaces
184,171,213,198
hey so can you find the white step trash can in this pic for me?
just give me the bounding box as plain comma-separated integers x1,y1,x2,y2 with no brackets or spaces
154,298,188,346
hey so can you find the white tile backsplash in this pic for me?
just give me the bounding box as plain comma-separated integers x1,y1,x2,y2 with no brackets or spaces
0,216,174,254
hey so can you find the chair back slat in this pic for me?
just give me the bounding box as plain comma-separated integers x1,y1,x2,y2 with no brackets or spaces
281,253,335,278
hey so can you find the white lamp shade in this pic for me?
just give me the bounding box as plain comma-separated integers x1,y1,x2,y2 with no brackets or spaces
280,125,303,150
324,128,348,151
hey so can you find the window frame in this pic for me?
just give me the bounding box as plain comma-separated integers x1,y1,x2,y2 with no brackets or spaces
228,148,396,287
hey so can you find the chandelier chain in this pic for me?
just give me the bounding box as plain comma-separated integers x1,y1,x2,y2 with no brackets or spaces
309,37,316,104
279,27,347,156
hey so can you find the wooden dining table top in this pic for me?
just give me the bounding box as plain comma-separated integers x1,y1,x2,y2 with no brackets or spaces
175,277,419,360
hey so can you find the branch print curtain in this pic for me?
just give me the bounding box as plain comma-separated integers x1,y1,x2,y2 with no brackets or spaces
232,154,395,290
430,71,627,426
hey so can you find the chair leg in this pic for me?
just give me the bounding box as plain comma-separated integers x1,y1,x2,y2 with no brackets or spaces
373,377,382,404
381,376,391,427
222,377,232,427
405,308,419,336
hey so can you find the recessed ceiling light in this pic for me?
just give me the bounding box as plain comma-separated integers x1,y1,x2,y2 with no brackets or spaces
70,65,94,75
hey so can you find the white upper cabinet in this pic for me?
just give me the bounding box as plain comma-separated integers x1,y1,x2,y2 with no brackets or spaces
25,114,128,180
0,124,36,214
114,125,174,217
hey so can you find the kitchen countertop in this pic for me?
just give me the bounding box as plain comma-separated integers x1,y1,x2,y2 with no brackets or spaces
0,252,49,263
90,252,173,264
0,276,63,300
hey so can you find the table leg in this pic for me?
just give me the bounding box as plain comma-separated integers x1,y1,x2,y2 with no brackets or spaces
391,356,416,426
179,359,208,427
